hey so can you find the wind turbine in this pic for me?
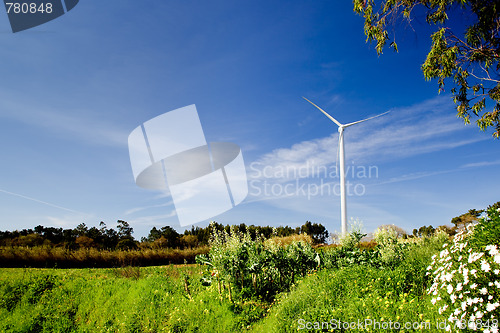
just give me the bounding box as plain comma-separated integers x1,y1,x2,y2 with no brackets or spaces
303,97,389,237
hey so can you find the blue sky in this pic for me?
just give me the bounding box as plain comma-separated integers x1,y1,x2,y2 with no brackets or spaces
0,1,498,239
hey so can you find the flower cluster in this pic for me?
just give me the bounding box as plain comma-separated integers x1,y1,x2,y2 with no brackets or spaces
427,207,500,332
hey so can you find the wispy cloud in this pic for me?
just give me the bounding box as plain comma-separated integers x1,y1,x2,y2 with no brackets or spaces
0,188,89,215
250,96,486,182
373,170,454,186
0,90,129,147
128,211,177,226
461,160,500,168
124,201,173,215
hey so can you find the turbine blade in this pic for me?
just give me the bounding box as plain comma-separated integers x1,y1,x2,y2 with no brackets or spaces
302,97,343,127
343,111,390,128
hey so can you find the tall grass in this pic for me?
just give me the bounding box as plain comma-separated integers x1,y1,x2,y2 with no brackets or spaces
0,246,209,268
0,265,269,332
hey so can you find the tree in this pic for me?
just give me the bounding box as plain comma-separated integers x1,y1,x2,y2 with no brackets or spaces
146,227,162,243
117,220,133,238
353,0,500,137
116,220,136,250
75,236,95,248
416,225,435,237
451,208,484,229
488,200,500,210
159,226,180,248
75,223,88,237
300,221,329,244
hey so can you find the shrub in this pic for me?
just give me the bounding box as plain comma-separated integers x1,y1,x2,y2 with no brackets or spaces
197,223,319,301
264,233,312,247
427,206,500,331
374,225,406,267
337,218,366,250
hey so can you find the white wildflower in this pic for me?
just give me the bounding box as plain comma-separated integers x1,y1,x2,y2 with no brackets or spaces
481,260,491,272
486,302,499,312
486,245,499,256
468,252,483,263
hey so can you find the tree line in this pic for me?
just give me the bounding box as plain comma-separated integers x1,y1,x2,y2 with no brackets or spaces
0,220,329,250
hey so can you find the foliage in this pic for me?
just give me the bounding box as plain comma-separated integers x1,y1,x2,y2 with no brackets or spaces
468,203,500,250
263,233,313,247
299,221,329,244
353,0,500,138
0,265,272,333
337,217,367,250
0,225,464,332
373,224,408,267
319,246,382,269
427,206,500,331
197,224,320,301
374,224,400,247
253,265,440,332
452,208,484,229
0,246,209,268
0,221,329,251
413,225,437,238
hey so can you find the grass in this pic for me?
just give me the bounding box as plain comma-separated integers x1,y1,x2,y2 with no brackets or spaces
0,265,268,332
0,246,209,268
0,236,448,333
253,238,444,332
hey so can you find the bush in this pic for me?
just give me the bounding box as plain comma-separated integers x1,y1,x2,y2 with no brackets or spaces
374,225,406,267
197,224,319,301
427,206,500,331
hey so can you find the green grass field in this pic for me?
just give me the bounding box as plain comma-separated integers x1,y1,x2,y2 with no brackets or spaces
0,248,441,333
2,207,499,333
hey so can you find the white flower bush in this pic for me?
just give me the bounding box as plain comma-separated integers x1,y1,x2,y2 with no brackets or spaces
373,224,406,266
427,207,500,332
338,218,366,249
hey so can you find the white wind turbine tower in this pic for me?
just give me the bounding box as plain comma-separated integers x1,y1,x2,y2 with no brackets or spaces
303,97,389,237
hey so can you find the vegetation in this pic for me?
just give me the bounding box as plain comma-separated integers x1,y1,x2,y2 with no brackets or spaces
196,225,320,301
0,224,453,332
0,221,327,268
1,202,498,331
353,0,500,138
427,205,500,331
